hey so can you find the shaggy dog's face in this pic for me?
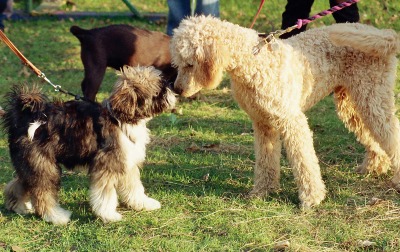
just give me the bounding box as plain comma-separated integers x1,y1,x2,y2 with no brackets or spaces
170,16,228,97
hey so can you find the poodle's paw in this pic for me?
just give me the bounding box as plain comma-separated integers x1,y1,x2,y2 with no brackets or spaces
248,188,268,199
357,152,391,175
356,162,391,175
300,201,320,211
391,176,400,192
299,190,326,210
98,211,123,223
355,164,369,174
248,184,279,199
43,206,72,225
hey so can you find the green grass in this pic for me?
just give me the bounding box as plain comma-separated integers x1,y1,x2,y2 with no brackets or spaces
1,0,400,251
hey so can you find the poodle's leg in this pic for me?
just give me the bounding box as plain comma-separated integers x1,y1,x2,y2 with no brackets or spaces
89,169,121,223
117,165,161,211
278,112,326,208
334,87,391,174
249,121,282,197
4,177,33,214
349,86,400,189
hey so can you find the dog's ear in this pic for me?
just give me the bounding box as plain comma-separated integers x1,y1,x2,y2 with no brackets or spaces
194,39,228,67
109,80,138,122
194,40,228,90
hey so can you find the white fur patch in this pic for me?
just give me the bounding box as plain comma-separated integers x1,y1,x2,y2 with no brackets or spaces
43,205,72,225
117,120,161,212
140,196,161,211
90,180,121,223
119,121,150,168
27,121,44,141
13,200,34,215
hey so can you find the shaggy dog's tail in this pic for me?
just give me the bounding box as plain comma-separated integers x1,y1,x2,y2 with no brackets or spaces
2,85,48,134
328,24,399,57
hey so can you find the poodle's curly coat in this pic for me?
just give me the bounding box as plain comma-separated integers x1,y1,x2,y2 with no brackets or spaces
170,15,400,208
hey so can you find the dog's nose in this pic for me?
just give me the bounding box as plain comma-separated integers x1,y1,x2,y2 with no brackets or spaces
173,85,183,95
163,81,181,95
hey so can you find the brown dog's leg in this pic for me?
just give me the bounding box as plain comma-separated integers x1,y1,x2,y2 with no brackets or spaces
81,54,107,101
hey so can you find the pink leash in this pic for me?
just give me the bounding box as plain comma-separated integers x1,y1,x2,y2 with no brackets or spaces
252,0,361,54
296,0,360,29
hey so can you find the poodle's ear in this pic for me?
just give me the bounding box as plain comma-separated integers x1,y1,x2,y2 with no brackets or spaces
194,40,228,89
194,40,229,68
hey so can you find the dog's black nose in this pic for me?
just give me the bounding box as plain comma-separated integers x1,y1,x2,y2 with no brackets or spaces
164,81,181,95
173,87,183,95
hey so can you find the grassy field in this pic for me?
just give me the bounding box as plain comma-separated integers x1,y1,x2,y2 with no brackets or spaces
0,0,399,251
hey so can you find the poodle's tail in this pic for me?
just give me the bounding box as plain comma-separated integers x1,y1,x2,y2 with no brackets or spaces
2,85,48,135
328,24,399,57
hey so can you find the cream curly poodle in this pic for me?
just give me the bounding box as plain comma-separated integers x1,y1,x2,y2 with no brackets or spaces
170,15,400,208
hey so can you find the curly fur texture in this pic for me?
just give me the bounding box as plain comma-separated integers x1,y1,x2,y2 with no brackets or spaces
2,66,176,224
170,15,400,208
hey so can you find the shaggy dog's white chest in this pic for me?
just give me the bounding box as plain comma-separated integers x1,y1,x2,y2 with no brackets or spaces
118,121,150,168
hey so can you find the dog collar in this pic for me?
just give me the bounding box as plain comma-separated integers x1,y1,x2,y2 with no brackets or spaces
104,99,120,123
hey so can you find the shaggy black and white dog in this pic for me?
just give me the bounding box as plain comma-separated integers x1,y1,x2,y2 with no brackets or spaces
2,66,176,224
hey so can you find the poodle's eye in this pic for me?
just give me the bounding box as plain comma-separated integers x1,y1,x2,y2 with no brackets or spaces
184,64,193,69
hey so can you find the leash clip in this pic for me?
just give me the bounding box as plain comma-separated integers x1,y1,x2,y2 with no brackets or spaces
253,25,299,55
37,72,61,92
53,85,61,92
253,33,279,55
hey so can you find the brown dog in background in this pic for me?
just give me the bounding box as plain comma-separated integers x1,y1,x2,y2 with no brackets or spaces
70,24,177,101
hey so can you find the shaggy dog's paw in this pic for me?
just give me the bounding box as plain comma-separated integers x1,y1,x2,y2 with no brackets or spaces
142,197,161,211
12,201,34,215
43,206,72,225
128,196,161,211
99,211,123,223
